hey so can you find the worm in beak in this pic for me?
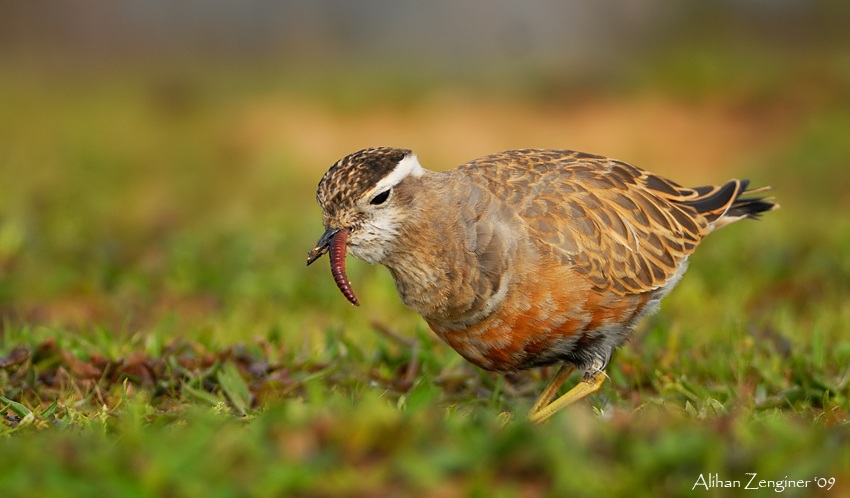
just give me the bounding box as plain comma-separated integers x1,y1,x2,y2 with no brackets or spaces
307,227,359,306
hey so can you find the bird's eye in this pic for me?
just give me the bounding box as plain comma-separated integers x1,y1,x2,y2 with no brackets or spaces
370,190,391,205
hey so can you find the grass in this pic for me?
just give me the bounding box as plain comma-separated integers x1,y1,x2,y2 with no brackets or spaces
1,50,850,496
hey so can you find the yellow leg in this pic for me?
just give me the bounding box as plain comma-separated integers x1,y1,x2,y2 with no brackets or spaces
528,364,574,415
527,368,607,424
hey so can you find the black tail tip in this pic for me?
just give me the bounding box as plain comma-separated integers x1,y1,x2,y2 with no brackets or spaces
729,183,778,219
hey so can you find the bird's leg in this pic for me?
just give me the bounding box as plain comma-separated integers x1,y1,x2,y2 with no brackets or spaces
527,364,607,424
528,364,574,416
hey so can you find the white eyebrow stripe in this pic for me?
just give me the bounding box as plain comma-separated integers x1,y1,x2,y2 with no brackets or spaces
371,153,424,194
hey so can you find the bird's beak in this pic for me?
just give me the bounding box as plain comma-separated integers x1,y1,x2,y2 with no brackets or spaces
307,226,360,306
306,227,339,266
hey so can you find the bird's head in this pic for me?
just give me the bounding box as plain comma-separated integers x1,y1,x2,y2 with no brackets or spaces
307,147,426,305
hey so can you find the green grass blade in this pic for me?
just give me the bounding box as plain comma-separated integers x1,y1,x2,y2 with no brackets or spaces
39,400,59,418
216,362,253,416
183,384,225,407
0,396,32,418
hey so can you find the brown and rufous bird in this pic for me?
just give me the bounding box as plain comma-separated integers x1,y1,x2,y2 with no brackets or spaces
307,147,776,423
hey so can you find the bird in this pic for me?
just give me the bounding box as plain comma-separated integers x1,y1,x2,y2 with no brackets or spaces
307,147,777,423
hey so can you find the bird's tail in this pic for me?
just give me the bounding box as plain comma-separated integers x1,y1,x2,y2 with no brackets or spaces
680,179,778,230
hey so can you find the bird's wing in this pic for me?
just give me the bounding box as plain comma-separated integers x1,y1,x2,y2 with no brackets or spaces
457,149,730,295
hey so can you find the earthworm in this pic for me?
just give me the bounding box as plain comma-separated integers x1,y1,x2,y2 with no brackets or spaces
330,228,359,306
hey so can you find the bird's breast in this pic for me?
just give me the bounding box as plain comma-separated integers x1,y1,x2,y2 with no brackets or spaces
425,261,653,372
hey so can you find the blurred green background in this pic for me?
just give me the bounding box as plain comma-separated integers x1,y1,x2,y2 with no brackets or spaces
1,2,849,496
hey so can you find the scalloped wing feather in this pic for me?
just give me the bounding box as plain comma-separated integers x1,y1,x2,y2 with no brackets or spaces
457,149,768,295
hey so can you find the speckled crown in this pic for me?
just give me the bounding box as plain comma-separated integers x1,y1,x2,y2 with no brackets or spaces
317,147,412,209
